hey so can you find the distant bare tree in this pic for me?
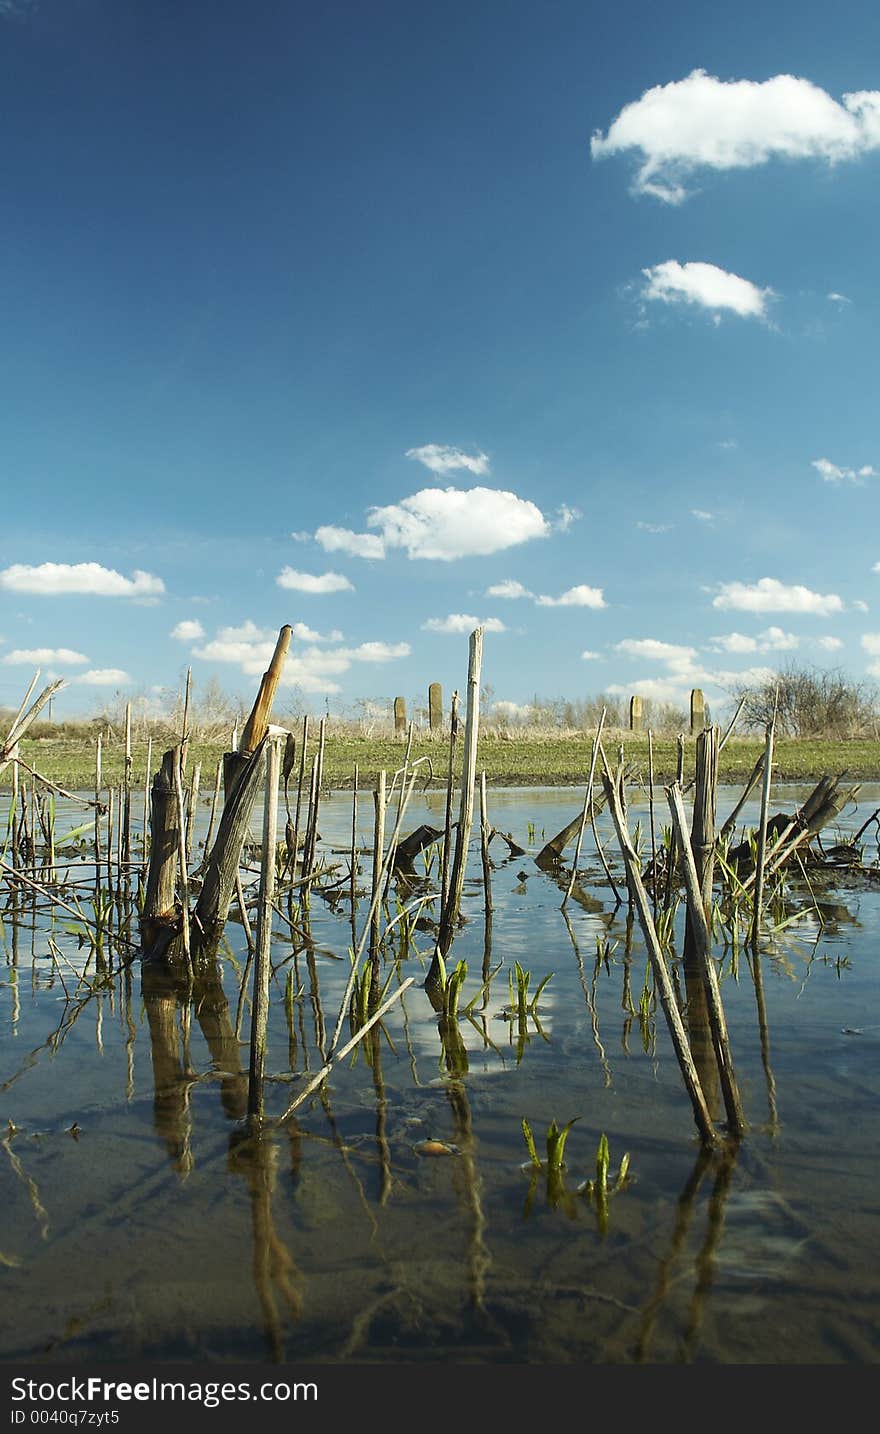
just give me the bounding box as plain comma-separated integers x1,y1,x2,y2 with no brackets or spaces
729,663,879,738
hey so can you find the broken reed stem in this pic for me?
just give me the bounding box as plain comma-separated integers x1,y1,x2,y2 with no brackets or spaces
440,690,459,911
326,764,421,1059
370,770,387,962
277,977,415,1125
602,765,718,1147
201,757,224,872
350,762,359,939
185,761,201,867
0,677,65,778
720,752,765,842
122,702,132,866
235,869,256,955
142,736,153,872
648,729,658,915
479,771,492,916
290,715,309,879
94,733,102,871
750,719,776,949
180,667,192,771
563,707,606,909
247,736,281,1125
438,629,483,958
667,781,747,1136
172,747,193,976
383,722,414,900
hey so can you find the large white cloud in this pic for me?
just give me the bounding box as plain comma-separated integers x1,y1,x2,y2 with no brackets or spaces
642,261,774,320
2,647,88,665
405,444,490,476
366,486,549,561
710,627,799,654
276,568,354,593
536,584,606,608
0,562,164,598
591,69,880,202
713,577,843,616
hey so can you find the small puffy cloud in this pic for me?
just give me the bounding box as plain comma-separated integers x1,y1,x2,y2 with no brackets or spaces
0,562,165,598
827,292,852,304
2,647,88,665
817,635,843,650
591,69,880,203
642,260,774,320
854,598,870,610
692,509,715,522
710,632,758,654
406,444,490,477
711,628,798,655
636,521,673,533
581,650,600,661
345,641,411,661
759,626,799,650
492,700,535,722
713,577,843,616
812,456,876,484
536,584,606,608
615,638,697,665
554,504,581,532
486,579,533,599
367,486,548,561
71,668,131,686
171,619,205,642
422,614,506,634
314,525,386,559
276,568,354,593
861,633,880,656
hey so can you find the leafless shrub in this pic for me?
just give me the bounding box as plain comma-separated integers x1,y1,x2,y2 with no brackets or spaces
729,664,880,738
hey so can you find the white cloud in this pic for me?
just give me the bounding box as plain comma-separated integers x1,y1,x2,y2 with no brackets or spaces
2,647,88,665
486,579,533,599
827,292,852,305
276,568,354,593
591,69,880,203
345,641,411,661
861,633,880,657
554,504,581,532
0,562,164,598
709,628,798,654
713,577,843,616
854,598,870,610
536,584,606,608
636,521,673,533
710,632,758,654
492,700,535,722
812,456,876,483
642,260,774,320
71,668,131,687
170,620,205,642
405,444,490,477
367,486,548,561
422,614,506,634
581,650,600,661
615,638,697,665
817,636,843,650
692,509,715,522
759,625,799,650
314,525,386,559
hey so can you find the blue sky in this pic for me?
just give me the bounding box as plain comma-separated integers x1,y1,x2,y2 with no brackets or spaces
2,0,880,723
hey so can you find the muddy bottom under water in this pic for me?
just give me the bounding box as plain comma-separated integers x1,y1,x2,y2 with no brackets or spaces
1,784,879,1366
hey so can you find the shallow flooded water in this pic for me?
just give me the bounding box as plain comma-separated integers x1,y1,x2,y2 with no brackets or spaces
1,782,879,1365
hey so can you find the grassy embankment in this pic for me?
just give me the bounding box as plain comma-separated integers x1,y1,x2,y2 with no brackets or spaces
11,729,880,792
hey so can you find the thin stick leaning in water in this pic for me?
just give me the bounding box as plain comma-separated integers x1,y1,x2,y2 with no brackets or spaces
562,707,606,909
750,714,776,949
326,762,421,1058
276,977,415,1125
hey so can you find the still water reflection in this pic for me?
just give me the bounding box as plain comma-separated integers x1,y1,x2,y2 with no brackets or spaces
1,784,878,1364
